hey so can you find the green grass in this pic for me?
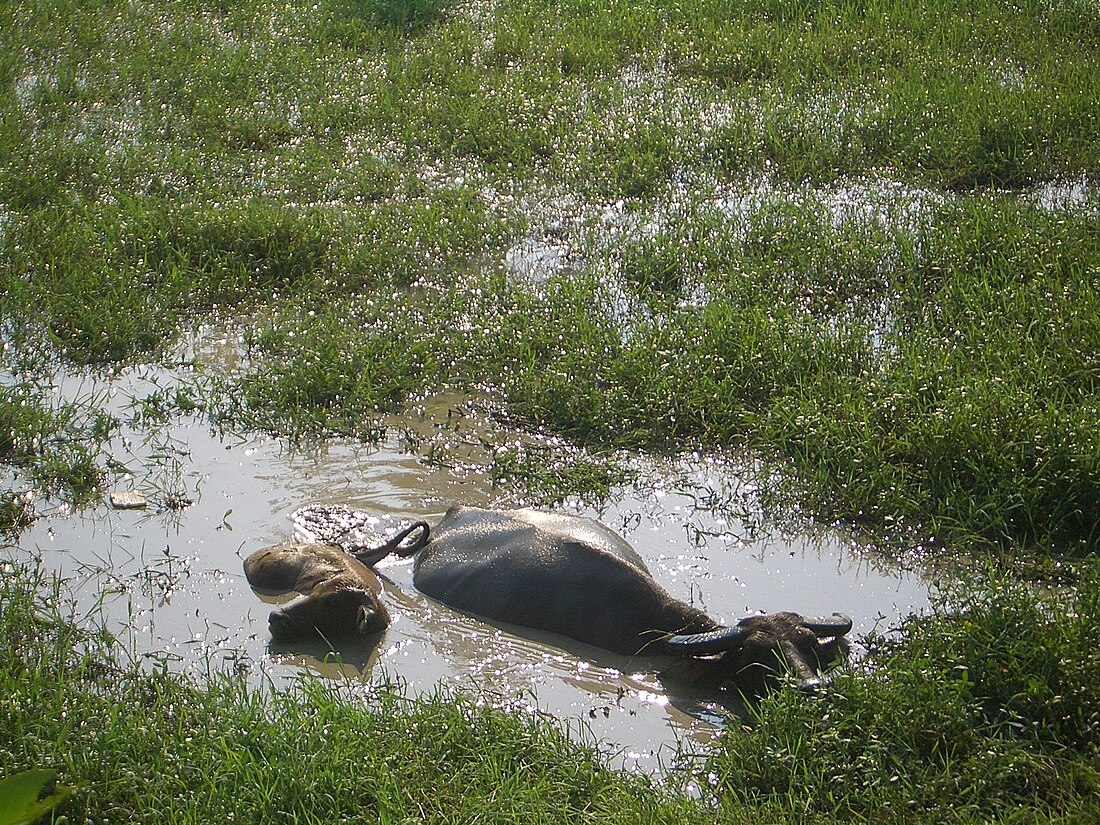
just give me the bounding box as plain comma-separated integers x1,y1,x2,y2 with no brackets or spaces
0,380,113,527
4,554,1099,823
0,188,508,363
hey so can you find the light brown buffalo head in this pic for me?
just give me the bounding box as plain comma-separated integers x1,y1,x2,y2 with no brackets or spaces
244,542,391,643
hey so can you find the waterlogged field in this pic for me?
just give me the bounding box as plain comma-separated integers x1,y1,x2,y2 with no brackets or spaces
3,0,1100,821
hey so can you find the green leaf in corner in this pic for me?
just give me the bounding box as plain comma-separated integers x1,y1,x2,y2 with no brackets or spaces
0,770,73,825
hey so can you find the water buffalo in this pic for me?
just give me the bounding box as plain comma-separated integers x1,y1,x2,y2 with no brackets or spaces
374,505,851,696
244,522,428,641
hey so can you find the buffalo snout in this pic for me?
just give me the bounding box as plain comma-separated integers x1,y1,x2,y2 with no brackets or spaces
268,607,302,642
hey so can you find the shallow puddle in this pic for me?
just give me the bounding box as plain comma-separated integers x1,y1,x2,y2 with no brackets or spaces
7,366,931,773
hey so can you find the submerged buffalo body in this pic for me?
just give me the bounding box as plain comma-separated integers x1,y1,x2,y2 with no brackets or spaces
407,505,851,695
413,506,712,652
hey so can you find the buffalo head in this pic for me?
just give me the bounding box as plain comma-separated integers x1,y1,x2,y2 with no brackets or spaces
664,611,852,696
245,540,394,643
267,574,390,642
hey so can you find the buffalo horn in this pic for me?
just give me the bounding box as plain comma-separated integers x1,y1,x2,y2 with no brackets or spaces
801,613,853,637
663,624,752,655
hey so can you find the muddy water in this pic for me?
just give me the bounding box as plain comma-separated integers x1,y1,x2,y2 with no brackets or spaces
9,366,931,773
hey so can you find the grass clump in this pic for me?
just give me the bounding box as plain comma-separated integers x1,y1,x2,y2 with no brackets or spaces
762,198,1100,548
220,296,435,439
2,201,336,362
354,0,451,32
703,561,1100,823
0,381,113,524
1,185,508,363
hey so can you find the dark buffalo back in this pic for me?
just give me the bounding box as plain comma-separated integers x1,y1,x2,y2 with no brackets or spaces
412,505,713,655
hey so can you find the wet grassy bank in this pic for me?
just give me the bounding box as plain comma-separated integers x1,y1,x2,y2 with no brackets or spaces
4,557,1098,822
2,0,1100,820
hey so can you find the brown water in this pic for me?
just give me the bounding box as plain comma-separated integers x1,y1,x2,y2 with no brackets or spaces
8,365,931,773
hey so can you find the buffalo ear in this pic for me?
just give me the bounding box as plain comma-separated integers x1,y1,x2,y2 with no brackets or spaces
356,603,385,635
